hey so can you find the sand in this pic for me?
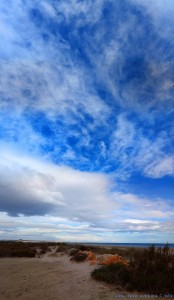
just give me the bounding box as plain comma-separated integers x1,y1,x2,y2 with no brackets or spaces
0,253,117,300
0,251,170,300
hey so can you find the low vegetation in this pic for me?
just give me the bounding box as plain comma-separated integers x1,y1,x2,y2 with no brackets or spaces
0,241,57,257
70,251,88,262
91,244,174,295
92,263,130,284
0,241,36,257
1,240,173,295
56,242,72,253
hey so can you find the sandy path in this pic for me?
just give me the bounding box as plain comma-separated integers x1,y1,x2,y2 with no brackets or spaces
0,254,116,300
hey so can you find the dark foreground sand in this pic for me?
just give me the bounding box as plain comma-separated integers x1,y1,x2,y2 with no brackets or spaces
0,253,170,300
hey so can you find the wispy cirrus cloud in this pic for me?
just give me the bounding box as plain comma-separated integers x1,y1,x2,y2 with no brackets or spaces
0,0,173,177
108,113,174,179
144,156,174,178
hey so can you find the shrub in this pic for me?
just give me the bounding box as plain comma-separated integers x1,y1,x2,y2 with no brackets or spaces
0,241,36,257
99,254,128,266
68,248,79,256
91,263,130,285
0,241,60,257
70,251,88,262
91,244,174,295
56,243,71,253
79,245,88,251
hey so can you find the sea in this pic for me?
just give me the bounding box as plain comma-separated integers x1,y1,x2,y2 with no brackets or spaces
7,240,174,249
82,243,174,249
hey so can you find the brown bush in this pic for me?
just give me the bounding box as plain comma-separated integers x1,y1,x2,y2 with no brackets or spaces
70,251,88,262
0,241,36,257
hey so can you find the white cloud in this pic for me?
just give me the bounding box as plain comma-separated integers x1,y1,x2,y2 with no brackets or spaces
124,219,157,224
0,0,173,181
135,136,173,178
1,210,173,242
54,0,104,25
131,0,174,47
0,1,174,242
0,147,173,242
144,156,174,178
109,114,174,179
111,115,136,167
132,0,174,21
0,147,115,221
0,0,110,121
113,192,174,219
0,60,109,120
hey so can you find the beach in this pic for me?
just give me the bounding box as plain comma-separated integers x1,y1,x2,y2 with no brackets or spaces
0,254,116,300
0,249,172,300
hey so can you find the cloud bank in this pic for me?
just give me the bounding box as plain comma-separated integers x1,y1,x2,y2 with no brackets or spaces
0,148,173,242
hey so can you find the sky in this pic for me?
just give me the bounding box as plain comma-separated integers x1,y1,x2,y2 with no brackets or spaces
0,0,174,243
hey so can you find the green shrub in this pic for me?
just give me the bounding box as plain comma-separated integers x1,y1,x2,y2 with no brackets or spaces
91,263,130,284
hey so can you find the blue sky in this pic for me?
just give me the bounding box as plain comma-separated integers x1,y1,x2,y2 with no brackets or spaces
0,0,174,243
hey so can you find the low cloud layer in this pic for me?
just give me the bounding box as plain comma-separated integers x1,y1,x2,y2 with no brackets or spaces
0,149,173,242
0,149,114,221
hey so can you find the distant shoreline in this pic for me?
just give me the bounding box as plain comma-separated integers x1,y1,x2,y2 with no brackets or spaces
77,242,174,249
1,240,174,249
0,239,174,249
